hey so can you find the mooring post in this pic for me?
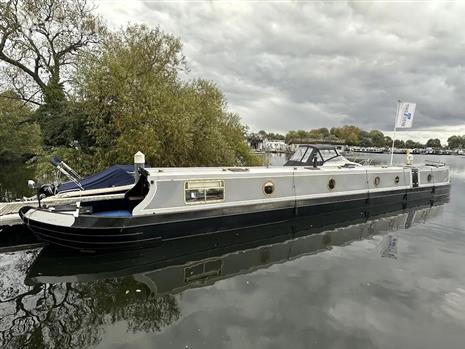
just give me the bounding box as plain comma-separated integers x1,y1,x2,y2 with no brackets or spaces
134,151,145,182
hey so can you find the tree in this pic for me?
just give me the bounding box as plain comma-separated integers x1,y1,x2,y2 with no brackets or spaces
384,136,393,147
261,131,285,141
307,128,330,139
405,140,414,149
0,90,41,161
426,138,441,148
316,127,329,138
0,0,101,145
394,139,405,148
75,25,259,169
271,133,285,140
359,137,373,147
296,129,309,139
332,125,361,145
368,130,385,147
405,139,423,149
285,130,298,143
447,135,464,149
308,129,321,139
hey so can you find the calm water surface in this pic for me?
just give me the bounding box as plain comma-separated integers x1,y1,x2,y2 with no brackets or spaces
1,154,465,349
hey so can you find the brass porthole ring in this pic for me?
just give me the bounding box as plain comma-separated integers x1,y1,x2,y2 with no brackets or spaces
374,176,381,186
263,181,274,196
328,178,336,190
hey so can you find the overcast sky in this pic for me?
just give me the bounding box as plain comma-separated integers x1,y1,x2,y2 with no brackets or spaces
98,1,465,143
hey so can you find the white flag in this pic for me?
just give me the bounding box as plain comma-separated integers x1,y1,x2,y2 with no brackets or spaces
395,102,416,128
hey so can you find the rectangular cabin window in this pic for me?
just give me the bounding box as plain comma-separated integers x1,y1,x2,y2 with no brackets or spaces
185,180,225,204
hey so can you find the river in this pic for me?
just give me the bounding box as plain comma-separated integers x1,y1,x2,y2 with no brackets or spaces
0,153,464,349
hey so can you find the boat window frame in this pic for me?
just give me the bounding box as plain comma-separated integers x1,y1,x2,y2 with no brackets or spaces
318,149,341,163
300,147,313,164
184,179,225,205
289,146,310,162
285,146,342,167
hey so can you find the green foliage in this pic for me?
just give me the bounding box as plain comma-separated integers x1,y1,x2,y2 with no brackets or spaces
405,140,423,149
359,137,373,147
254,130,285,141
277,126,436,150
317,127,330,137
426,138,441,148
0,162,36,201
384,136,393,147
308,128,329,139
75,25,260,170
447,135,465,149
368,130,385,147
33,146,96,178
332,125,361,145
0,0,100,147
34,99,94,147
0,90,41,161
284,130,299,143
285,128,332,143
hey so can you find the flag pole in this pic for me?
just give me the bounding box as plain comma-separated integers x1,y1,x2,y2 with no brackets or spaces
390,100,401,166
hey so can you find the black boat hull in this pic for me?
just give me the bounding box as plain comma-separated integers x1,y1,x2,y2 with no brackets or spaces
20,185,450,252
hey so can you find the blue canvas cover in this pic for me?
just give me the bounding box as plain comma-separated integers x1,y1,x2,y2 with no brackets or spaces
57,165,135,193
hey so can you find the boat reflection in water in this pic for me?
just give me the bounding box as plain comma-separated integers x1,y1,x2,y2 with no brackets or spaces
27,197,448,295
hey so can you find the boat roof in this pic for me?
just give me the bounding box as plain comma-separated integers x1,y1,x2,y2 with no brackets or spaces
143,165,407,178
145,166,295,176
296,144,339,150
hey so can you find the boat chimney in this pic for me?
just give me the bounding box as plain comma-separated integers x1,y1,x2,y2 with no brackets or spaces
134,151,145,182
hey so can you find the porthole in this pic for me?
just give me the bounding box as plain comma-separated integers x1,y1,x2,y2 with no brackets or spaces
374,176,381,186
427,174,433,183
263,181,274,196
394,176,400,184
328,178,336,190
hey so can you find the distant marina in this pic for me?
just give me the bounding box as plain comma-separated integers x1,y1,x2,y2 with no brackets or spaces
247,136,465,156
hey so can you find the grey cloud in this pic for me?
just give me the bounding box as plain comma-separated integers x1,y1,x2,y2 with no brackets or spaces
99,1,465,136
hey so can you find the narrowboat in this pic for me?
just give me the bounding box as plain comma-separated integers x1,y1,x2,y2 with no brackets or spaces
19,145,451,251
